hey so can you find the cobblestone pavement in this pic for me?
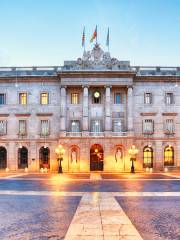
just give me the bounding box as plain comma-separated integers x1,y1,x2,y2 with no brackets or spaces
0,172,179,240
116,197,180,240
0,195,81,240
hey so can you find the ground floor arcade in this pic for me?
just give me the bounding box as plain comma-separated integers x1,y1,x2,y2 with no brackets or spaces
0,138,179,172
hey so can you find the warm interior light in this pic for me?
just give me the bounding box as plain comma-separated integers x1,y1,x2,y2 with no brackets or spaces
95,148,98,153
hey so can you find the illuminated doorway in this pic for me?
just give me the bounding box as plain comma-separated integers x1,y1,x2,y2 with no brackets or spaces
90,144,103,171
39,147,50,169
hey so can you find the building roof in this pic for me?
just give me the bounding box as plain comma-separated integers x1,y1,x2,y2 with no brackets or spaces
0,45,180,78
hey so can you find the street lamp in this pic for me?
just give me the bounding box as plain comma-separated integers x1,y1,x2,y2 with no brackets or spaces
128,145,138,173
55,144,65,173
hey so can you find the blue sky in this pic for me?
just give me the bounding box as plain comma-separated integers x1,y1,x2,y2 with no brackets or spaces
0,0,180,66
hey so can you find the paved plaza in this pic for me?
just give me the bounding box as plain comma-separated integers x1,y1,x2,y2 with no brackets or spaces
0,172,179,240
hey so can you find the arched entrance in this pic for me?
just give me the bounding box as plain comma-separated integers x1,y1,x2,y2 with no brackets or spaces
0,147,7,169
143,146,153,168
39,147,50,169
90,144,103,171
18,147,28,169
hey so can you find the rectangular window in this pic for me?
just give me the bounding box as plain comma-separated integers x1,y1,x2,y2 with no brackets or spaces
71,93,79,104
0,94,6,105
19,120,26,135
165,93,174,104
144,93,152,104
143,119,154,134
91,120,102,132
19,93,27,105
164,119,175,134
40,93,49,105
0,120,7,135
113,120,123,132
41,120,49,136
71,120,80,132
114,93,122,104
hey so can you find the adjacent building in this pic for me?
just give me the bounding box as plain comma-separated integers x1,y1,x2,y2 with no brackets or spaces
0,44,179,172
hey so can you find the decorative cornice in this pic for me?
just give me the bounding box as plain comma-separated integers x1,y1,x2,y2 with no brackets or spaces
135,76,180,82
140,112,157,116
15,113,31,117
58,71,136,78
162,112,177,116
36,113,53,117
0,114,9,117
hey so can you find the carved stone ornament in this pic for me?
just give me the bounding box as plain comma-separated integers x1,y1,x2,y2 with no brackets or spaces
74,44,122,70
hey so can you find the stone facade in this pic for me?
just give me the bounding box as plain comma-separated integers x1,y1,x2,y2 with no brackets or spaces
0,45,180,172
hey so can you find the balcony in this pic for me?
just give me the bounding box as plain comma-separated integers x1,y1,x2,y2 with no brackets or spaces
66,132,82,137
89,132,104,137
65,131,132,137
111,131,132,137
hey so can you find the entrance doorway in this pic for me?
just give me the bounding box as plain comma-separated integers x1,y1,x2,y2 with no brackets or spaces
0,147,7,169
90,144,103,171
39,147,50,169
18,147,28,169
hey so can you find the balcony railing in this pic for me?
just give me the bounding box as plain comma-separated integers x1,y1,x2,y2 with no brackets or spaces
66,132,82,137
89,132,105,137
66,131,131,137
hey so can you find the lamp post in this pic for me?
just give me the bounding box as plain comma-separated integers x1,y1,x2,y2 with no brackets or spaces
128,145,138,174
55,144,65,173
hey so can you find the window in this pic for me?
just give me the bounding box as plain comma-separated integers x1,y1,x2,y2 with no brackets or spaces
19,120,26,135
114,93,122,104
113,120,123,132
165,93,174,104
164,119,175,134
40,93,49,105
0,94,6,105
164,146,174,166
0,120,7,135
143,119,154,134
143,146,153,168
19,93,27,105
71,120,80,132
41,120,49,136
91,120,102,132
92,91,101,104
71,93,79,104
144,93,152,104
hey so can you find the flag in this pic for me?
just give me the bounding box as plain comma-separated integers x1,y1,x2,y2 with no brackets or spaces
90,25,97,43
106,27,109,47
82,27,85,47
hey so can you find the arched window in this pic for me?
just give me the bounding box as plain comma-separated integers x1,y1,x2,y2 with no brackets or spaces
18,147,28,169
164,145,174,166
143,146,153,168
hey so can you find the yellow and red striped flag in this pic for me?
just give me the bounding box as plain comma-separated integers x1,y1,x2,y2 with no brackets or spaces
90,25,97,43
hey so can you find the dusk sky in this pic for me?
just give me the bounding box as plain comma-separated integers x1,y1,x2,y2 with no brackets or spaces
0,0,180,66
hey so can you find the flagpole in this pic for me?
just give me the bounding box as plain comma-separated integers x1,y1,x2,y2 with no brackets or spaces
96,25,97,45
84,26,86,52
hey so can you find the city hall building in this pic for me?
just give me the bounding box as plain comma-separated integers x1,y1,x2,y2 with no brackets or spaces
0,44,179,172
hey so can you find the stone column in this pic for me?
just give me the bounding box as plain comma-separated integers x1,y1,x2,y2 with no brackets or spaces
127,86,133,132
105,86,112,135
82,86,89,136
60,86,67,136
